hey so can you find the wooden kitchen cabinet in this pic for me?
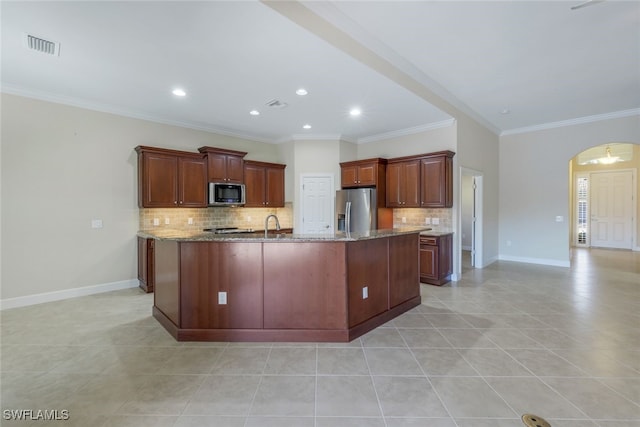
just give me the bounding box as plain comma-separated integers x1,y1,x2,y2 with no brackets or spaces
180,242,263,329
137,236,154,293
198,146,247,183
243,160,286,207
340,158,387,188
420,233,453,286
347,238,389,327
386,159,420,207
136,146,207,208
420,151,454,208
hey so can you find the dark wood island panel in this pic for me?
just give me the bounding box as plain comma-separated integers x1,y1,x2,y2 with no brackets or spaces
151,232,421,342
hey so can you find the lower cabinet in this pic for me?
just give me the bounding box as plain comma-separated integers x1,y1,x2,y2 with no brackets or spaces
137,237,154,293
419,233,453,285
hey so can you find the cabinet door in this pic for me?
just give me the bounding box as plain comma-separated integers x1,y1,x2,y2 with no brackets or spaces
207,153,228,182
403,160,421,207
178,156,207,207
386,162,403,207
243,164,266,207
421,156,452,207
140,152,178,207
137,237,154,293
341,165,358,188
419,244,438,282
265,166,285,207
356,163,377,186
386,161,420,207
347,239,389,327
226,155,245,183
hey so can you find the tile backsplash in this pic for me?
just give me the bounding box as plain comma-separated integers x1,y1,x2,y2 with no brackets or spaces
140,202,293,231
140,203,448,232
392,208,452,230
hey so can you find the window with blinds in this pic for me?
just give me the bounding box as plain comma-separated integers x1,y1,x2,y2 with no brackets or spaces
577,176,588,245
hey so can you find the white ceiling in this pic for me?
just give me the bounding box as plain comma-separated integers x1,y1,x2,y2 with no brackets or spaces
2,1,639,143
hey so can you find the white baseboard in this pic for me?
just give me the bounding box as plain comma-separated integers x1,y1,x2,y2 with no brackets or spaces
498,254,570,268
0,279,139,310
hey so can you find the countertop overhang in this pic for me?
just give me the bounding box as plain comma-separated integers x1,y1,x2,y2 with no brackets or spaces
137,226,441,242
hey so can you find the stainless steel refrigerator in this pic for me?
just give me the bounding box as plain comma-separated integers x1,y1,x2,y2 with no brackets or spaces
336,188,377,233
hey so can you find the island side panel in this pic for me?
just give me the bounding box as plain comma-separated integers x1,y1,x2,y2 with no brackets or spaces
154,239,180,326
389,233,420,307
180,242,263,329
347,238,390,327
263,242,348,330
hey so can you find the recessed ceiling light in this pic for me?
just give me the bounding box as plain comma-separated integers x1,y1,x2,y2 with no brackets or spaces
303,124,311,129
249,110,260,116
500,108,510,115
172,88,186,97
296,88,308,96
349,108,362,117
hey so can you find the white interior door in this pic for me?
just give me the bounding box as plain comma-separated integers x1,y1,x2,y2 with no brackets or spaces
300,174,334,234
590,171,633,249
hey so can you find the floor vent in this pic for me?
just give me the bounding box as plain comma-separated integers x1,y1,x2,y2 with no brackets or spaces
522,414,551,427
24,33,60,56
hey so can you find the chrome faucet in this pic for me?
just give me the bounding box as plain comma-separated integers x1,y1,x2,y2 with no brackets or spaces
264,214,281,238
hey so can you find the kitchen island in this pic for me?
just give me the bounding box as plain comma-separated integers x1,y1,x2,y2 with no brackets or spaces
139,227,424,342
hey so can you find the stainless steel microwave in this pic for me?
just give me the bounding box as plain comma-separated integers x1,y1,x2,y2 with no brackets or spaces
208,182,245,206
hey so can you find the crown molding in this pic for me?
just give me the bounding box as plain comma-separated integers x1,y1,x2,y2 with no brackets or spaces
357,119,456,144
501,108,640,136
1,84,278,144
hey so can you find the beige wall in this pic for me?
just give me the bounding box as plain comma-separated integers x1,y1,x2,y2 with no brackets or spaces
456,115,501,267
500,115,640,265
1,94,280,300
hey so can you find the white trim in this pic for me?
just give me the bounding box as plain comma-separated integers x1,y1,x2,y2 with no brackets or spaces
0,279,139,310
357,119,456,144
498,254,570,268
2,84,277,144
501,109,640,136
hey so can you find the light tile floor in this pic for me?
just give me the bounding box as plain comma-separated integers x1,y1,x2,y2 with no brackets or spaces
1,248,639,426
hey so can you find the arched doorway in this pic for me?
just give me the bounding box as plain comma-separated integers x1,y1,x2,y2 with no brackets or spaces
569,142,639,250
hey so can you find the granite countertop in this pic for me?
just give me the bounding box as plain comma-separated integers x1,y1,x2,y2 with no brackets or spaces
138,226,429,242
419,229,454,237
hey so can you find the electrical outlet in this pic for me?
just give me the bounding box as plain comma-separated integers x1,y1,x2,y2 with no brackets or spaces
164,218,170,225
153,218,160,226
507,240,512,247
247,216,252,222
362,286,368,299
188,217,194,225
218,292,227,305
401,217,407,223
432,218,440,225
425,217,431,225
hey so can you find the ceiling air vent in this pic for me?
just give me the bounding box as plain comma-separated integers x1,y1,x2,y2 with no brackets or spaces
24,33,60,56
265,99,288,109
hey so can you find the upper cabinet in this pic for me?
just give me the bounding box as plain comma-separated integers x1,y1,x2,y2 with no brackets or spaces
386,159,421,208
385,151,455,209
420,152,454,208
340,158,386,188
136,146,207,208
198,146,247,184
244,160,286,208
